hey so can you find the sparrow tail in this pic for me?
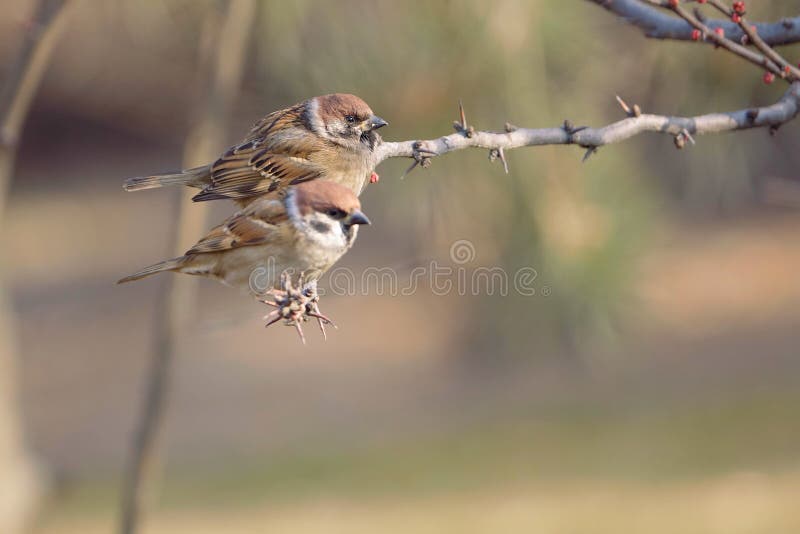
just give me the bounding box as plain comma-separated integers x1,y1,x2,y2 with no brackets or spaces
123,164,211,192
117,257,186,284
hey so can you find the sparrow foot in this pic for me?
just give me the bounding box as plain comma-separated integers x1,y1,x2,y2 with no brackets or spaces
260,272,336,344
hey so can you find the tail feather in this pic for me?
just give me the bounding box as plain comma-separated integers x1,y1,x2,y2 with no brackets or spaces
123,164,212,192
117,257,186,284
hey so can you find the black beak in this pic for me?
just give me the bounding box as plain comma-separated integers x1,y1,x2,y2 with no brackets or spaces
346,210,371,226
369,115,388,130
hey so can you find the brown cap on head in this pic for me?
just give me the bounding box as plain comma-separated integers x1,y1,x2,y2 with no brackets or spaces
314,93,374,124
291,180,362,216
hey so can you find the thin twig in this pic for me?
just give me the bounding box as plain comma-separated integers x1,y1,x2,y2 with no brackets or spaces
372,83,800,166
588,0,800,46
661,2,786,80
661,0,800,83
700,0,800,81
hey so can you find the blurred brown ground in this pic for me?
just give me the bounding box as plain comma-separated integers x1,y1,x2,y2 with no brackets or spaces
1,0,800,532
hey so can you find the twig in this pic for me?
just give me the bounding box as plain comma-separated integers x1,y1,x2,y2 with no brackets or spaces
657,1,800,83
701,0,800,81
118,2,256,533
588,0,800,46
372,83,800,166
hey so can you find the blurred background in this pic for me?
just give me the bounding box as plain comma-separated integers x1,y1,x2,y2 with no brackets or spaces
2,0,800,532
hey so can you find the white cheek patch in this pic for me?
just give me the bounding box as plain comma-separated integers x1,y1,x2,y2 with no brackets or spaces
306,214,347,251
306,97,333,140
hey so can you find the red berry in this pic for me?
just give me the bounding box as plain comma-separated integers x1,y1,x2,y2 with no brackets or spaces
698,0,706,3
369,171,379,184
785,65,791,74
668,0,679,6
763,72,775,84
714,27,725,38
733,2,745,14
691,29,701,41
731,14,741,23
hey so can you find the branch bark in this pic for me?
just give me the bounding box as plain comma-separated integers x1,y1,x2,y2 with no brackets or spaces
372,82,800,168
587,0,800,46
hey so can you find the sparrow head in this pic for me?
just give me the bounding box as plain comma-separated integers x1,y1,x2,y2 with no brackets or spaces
286,180,371,250
306,93,388,152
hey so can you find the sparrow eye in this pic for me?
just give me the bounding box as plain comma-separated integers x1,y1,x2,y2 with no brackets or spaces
327,208,346,219
344,115,356,124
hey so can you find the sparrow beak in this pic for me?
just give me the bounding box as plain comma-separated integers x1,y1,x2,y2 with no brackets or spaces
368,115,388,130
346,210,371,226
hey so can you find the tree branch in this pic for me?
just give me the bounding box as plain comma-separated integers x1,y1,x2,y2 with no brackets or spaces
372,82,800,168
587,0,800,46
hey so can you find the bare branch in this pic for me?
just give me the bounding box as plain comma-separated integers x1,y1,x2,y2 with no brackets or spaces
588,0,800,47
372,83,800,167
653,0,800,83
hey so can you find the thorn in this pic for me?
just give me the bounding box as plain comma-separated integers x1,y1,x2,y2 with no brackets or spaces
401,160,418,179
615,94,632,116
615,95,642,118
497,147,509,174
504,122,518,132
562,120,588,137
452,100,474,137
401,141,437,179
582,146,598,162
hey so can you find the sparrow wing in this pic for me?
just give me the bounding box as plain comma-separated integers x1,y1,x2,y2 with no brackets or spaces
192,103,325,202
185,198,290,255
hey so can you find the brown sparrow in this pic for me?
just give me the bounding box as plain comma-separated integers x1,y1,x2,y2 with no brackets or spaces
123,93,388,204
118,180,370,340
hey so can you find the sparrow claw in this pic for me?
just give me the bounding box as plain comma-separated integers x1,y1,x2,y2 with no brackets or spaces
259,271,336,343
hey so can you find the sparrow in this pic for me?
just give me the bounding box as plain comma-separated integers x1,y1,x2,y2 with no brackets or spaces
123,93,388,205
118,180,371,340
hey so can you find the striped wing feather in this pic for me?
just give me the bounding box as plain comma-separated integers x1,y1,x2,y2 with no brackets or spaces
192,103,326,202
185,198,290,255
